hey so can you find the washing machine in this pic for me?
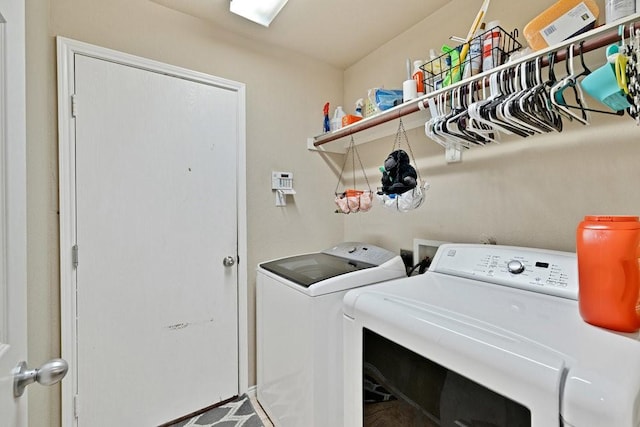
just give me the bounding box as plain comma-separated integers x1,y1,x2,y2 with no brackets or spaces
256,242,406,427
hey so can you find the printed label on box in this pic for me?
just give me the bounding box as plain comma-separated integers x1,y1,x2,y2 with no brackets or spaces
540,2,596,46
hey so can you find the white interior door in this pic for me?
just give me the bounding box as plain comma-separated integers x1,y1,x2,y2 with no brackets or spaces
58,41,246,426
0,0,28,424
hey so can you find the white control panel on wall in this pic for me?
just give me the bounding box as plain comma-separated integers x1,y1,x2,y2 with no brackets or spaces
272,171,295,206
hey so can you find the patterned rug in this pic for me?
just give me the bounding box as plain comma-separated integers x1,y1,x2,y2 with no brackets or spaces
168,395,264,427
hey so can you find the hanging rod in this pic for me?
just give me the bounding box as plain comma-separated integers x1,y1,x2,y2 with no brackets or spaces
312,14,640,148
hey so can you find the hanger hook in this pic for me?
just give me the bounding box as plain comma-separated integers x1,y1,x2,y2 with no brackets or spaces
578,41,590,74
547,52,557,83
568,44,575,76
468,80,475,105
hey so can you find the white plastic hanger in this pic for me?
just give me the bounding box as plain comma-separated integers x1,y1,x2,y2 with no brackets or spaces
550,44,590,125
467,73,513,137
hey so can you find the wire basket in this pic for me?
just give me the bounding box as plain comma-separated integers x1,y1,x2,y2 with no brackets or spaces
421,26,522,92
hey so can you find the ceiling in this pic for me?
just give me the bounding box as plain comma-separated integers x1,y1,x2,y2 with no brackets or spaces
152,0,452,68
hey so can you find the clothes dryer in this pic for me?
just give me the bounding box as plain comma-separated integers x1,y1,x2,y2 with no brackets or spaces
343,244,640,427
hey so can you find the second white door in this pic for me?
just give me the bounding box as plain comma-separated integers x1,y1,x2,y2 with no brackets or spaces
68,49,241,425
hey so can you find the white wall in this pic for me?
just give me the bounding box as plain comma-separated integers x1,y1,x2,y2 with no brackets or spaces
25,0,345,425
342,0,640,255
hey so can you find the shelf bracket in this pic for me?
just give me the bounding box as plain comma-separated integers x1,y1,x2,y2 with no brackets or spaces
307,137,347,154
445,144,462,163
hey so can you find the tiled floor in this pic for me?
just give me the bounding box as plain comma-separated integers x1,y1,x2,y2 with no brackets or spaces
249,394,274,427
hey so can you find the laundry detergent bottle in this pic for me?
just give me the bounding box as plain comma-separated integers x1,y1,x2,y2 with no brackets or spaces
576,215,640,332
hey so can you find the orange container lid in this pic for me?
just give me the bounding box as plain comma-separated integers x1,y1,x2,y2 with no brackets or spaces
581,215,640,229
584,215,638,222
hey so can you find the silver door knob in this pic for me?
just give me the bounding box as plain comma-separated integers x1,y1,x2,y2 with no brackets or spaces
223,256,236,267
13,358,69,397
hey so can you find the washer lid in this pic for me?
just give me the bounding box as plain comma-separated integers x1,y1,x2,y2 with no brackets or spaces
259,252,376,288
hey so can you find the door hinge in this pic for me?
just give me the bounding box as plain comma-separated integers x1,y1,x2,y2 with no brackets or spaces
74,394,80,418
71,94,78,118
72,245,78,269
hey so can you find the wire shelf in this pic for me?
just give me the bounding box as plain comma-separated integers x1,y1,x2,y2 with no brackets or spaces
421,26,522,92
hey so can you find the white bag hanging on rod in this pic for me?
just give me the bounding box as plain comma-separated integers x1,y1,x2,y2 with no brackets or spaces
376,118,429,212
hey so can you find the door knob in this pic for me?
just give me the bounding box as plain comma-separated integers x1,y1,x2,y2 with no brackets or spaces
223,256,236,267
13,358,69,397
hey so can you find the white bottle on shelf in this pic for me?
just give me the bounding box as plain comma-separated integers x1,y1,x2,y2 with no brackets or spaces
605,0,635,23
331,106,346,131
463,24,486,80
482,20,501,72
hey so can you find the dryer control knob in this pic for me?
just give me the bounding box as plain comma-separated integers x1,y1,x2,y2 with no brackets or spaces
507,260,525,274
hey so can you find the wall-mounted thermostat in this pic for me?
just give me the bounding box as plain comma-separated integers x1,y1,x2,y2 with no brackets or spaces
272,171,296,206
272,171,293,190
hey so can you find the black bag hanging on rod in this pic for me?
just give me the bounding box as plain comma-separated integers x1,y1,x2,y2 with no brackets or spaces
376,118,428,212
334,136,374,214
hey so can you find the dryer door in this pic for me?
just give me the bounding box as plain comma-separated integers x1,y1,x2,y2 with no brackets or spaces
347,291,566,427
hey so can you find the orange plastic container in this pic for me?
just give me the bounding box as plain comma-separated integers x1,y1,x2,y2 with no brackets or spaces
576,215,640,332
342,115,363,127
523,0,600,51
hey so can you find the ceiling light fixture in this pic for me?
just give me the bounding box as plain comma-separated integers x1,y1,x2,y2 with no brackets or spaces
229,0,289,27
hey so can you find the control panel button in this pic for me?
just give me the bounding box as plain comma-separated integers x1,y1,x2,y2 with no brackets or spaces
507,260,525,274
